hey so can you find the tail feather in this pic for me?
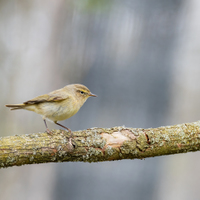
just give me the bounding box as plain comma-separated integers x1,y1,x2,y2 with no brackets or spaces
5,104,25,110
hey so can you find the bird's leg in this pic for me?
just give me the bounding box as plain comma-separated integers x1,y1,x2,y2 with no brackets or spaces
54,122,71,133
55,122,75,149
54,122,73,137
43,119,51,134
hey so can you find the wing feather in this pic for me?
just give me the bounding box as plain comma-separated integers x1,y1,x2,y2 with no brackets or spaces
24,88,69,104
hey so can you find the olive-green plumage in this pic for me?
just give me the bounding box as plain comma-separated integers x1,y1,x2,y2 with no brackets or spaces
6,84,96,134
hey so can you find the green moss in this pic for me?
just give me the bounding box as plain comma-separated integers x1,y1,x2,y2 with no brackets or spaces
83,147,103,162
120,140,137,155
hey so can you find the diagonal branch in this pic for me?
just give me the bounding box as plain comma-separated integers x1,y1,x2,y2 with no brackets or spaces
1,121,200,168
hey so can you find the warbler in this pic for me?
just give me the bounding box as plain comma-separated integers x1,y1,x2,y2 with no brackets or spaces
5,84,97,134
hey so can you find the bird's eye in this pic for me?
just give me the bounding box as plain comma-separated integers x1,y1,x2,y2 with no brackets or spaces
80,91,84,94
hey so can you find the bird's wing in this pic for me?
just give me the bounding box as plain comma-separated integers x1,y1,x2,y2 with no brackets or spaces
24,89,69,104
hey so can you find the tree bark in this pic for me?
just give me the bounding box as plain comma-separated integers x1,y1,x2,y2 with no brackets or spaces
1,121,200,168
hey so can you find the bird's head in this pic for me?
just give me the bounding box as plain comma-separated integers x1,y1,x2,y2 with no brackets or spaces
67,84,97,106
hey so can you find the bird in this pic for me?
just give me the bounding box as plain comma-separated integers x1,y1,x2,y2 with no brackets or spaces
5,84,97,134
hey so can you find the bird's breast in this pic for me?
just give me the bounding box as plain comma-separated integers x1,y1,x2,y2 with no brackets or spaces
36,100,80,122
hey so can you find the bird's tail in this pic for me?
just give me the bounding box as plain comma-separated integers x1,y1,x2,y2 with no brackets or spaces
5,104,25,110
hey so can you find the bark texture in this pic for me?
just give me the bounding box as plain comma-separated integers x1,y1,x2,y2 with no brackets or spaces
1,121,200,168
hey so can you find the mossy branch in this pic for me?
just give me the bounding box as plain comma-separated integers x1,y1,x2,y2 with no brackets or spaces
1,121,200,168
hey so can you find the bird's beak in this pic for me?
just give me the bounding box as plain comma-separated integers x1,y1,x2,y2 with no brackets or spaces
89,93,97,97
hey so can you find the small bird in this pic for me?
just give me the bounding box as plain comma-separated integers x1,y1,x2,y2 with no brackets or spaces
5,84,97,134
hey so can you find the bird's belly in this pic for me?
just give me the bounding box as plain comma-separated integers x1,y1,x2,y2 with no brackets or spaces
36,102,79,122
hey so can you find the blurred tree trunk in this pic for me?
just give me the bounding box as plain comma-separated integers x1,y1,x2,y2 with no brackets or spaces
158,1,200,200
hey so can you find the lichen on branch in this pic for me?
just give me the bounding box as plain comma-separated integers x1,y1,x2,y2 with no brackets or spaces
1,121,200,168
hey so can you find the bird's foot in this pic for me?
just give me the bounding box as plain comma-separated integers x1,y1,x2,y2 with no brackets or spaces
67,137,76,150
46,128,53,135
61,129,76,149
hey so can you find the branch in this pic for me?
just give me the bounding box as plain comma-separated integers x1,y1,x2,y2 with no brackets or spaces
1,121,200,168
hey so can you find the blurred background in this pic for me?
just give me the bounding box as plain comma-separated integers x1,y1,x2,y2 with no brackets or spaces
0,0,200,199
